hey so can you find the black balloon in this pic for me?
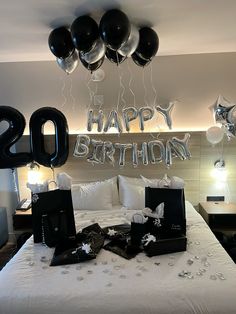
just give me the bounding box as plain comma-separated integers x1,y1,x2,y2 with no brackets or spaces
71,16,99,52
99,9,131,50
135,27,159,61
48,27,74,59
105,48,126,65
0,106,32,169
131,52,151,67
80,54,105,72
29,107,69,168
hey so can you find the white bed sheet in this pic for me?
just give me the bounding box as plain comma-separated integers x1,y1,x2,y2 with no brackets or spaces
0,202,236,314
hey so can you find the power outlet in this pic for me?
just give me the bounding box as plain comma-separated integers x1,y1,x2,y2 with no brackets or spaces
206,196,225,202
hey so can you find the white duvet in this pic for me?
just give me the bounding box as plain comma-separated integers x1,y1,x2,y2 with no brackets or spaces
0,202,236,314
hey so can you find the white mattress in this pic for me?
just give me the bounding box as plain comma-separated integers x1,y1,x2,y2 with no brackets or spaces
0,201,236,314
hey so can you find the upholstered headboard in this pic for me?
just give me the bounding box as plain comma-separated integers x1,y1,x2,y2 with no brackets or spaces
16,131,236,206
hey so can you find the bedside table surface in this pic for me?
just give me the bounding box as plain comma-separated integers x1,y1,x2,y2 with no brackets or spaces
199,202,236,215
15,209,32,216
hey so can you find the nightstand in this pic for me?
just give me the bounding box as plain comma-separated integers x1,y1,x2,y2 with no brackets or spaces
199,202,236,232
13,209,32,231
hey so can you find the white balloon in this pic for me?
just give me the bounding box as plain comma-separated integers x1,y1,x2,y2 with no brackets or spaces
80,38,106,64
87,109,104,132
138,107,154,131
118,24,139,57
56,50,79,74
122,107,138,132
206,126,224,144
73,135,90,157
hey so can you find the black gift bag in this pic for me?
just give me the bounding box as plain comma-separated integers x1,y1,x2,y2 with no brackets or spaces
31,189,76,246
145,187,186,237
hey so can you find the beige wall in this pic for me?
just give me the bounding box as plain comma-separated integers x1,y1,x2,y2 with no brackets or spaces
1,52,236,219
0,52,236,134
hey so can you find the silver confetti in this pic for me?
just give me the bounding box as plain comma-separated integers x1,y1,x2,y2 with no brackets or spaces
187,259,194,265
194,241,200,245
194,256,200,260
77,276,84,281
187,275,194,279
168,262,174,266
196,272,202,276
102,261,108,265
136,258,142,263
119,274,126,279
42,265,48,270
114,265,121,270
111,258,117,263
28,261,35,266
140,266,148,272
207,252,213,257
106,282,112,287
103,269,109,273
61,270,69,274
62,265,70,269
154,262,160,266
26,257,31,261
210,275,217,280
87,270,93,274
76,265,82,270
40,256,47,262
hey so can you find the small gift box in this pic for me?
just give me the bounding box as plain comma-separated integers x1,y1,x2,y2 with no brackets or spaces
144,234,187,257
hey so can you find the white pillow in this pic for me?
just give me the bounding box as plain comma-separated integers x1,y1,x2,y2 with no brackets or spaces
140,175,161,188
141,175,185,189
71,180,113,211
105,177,120,205
118,175,145,210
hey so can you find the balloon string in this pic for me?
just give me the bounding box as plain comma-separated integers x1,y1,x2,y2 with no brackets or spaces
142,68,148,107
116,52,121,113
119,65,126,110
69,77,76,112
127,59,136,107
60,77,67,109
86,75,94,111
12,168,20,204
150,62,157,106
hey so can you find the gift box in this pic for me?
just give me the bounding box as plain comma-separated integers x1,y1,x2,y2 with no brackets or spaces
145,187,186,237
144,235,187,257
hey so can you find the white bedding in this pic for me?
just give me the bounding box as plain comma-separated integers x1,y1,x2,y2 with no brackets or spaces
0,201,236,314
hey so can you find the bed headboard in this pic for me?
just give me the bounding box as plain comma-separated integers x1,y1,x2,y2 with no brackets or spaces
16,131,236,206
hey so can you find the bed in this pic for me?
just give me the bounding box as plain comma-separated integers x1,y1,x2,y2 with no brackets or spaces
0,200,236,314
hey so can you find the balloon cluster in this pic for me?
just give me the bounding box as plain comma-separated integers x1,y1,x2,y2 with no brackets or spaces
207,95,236,144
48,9,159,74
212,95,236,138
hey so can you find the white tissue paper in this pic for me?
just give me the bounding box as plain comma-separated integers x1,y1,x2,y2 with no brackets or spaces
56,172,72,190
26,181,48,194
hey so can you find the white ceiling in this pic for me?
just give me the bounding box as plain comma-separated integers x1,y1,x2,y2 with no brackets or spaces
1,0,236,62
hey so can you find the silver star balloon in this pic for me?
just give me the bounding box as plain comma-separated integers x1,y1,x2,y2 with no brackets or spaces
211,95,235,124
